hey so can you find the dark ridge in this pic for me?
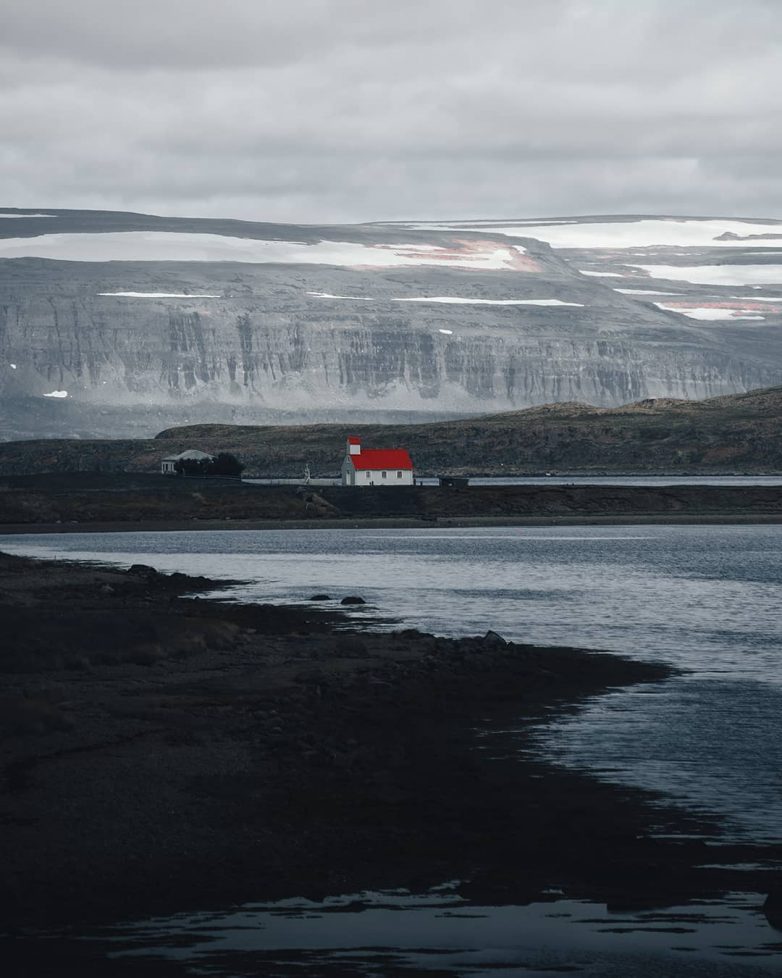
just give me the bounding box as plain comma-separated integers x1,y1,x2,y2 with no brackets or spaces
1,385,781,477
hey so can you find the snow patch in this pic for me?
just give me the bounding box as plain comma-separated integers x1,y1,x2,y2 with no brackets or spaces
0,232,525,270
426,218,782,250
614,288,684,296
728,295,782,302
654,304,765,321
394,296,584,307
97,292,221,298
632,265,782,286
43,390,68,398
579,270,623,277
308,292,583,307
407,219,580,230
307,291,374,301
0,212,55,219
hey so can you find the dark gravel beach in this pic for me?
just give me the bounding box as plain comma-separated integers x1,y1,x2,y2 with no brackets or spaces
1,551,781,971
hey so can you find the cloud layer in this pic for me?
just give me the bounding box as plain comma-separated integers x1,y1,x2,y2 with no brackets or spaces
2,0,781,222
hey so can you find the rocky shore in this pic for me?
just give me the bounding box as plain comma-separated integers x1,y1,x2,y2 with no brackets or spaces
1,552,781,961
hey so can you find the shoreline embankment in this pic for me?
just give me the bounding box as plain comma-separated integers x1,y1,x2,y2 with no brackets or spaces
2,512,782,535
1,477,781,533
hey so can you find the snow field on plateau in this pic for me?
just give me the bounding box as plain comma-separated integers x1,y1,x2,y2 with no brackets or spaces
306,292,584,307
97,292,221,298
614,289,684,295
0,232,525,270
633,265,782,287
653,304,766,321
405,218,782,251
614,289,685,296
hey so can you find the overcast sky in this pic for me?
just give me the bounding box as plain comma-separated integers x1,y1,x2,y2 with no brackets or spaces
2,0,781,223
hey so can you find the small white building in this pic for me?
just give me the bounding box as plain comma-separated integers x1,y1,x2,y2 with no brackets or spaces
341,436,415,487
161,449,215,475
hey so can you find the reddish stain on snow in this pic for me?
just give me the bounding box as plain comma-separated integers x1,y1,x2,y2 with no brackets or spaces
663,300,781,315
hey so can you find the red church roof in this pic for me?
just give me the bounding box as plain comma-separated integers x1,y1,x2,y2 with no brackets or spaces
350,448,413,471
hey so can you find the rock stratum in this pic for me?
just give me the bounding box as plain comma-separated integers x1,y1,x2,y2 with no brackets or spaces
2,209,782,439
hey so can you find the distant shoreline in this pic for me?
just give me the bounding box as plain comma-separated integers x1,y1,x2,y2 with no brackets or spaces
2,512,782,535
1,480,781,533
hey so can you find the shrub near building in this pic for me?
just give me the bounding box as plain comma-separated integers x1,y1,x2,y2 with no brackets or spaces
164,450,244,478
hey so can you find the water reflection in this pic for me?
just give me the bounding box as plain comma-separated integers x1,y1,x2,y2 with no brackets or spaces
100,887,782,977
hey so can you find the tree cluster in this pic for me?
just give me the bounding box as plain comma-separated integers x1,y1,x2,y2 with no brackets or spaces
174,453,244,478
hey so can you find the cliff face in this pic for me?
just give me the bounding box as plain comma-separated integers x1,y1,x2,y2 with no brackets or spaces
2,209,782,438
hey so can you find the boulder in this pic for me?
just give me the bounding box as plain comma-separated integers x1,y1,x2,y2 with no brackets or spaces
483,630,508,647
127,564,158,578
340,596,366,605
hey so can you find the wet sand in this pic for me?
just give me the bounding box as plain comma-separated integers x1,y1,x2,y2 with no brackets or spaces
1,551,780,950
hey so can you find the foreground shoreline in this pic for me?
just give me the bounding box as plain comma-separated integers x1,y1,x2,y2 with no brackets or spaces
1,552,781,951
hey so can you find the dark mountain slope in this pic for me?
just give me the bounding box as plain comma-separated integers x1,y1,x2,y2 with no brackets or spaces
0,385,780,476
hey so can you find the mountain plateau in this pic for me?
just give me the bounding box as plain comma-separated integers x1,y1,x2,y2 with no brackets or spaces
2,209,781,439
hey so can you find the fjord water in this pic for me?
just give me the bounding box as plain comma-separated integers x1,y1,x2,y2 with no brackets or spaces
4,524,782,973
2,524,781,840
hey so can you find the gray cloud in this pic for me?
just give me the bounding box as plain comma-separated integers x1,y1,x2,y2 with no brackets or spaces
1,0,781,222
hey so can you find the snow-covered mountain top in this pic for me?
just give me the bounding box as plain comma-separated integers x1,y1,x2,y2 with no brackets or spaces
394,216,782,250
1,211,781,275
2,208,782,440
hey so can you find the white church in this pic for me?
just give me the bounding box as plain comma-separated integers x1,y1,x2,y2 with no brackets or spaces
341,436,415,487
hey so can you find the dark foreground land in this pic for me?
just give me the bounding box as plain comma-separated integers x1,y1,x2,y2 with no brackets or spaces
1,473,782,530
1,553,782,973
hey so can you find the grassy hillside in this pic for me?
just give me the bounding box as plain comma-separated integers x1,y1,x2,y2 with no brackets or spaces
0,386,781,477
